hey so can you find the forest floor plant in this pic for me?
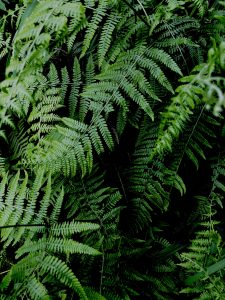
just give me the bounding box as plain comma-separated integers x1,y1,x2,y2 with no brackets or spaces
0,0,225,299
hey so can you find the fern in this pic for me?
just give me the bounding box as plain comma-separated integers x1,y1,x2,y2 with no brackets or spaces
81,0,108,57
152,40,225,159
179,155,225,299
38,117,111,176
0,0,85,132
0,170,100,299
97,11,120,67
83,42,180,123
188,0,208,17
68,57,81,119
0,0,224,298
26,276,49,300
121,116,186,232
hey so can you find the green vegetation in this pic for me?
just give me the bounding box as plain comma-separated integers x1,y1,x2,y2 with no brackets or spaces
0,0,225,299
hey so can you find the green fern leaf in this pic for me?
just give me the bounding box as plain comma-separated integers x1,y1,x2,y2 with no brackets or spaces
145,48,182,75
81,0,108,57
27,276,50,300
16,237,101,258
69,57,81,119
49,221,99,236
40,255,88,300
98,12,120,67
50,187,64,224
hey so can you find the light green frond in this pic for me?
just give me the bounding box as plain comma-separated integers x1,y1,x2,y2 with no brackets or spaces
16,237,101,258
40,255,88,300
98,11,120,67
189,0,208,17
34,173,51,225
27,276,50,300
61,66,70,102
84,287,107,299
138,57,174,93
1,172,28,242
69,57,81,119
81,0,108,57
50,221,100,236
145,48,182,75
50,187,64,224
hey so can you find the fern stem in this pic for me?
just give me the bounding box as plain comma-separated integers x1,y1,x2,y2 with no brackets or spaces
0,224,45,229
0,270,10,275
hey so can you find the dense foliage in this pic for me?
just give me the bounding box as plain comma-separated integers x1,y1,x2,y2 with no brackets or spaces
0,0,225,299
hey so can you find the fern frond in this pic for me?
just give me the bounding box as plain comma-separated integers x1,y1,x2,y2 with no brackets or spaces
49,221,99,236
0,172,28,242
61,66,70,102
188,0,208,17
145,48,182,76
37,115,114,177
50,187,64,224
16,237,100,258
0,0,85,132
34,173,51,225
84,286,107,299
81,0,108,57
151,41,225,159
27,276,49,300
41,255,88,300
98,11,120,67
69,57,81,119
179,154,225,298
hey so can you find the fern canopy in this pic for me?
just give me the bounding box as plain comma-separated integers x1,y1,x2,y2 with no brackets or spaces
0,0,225,299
